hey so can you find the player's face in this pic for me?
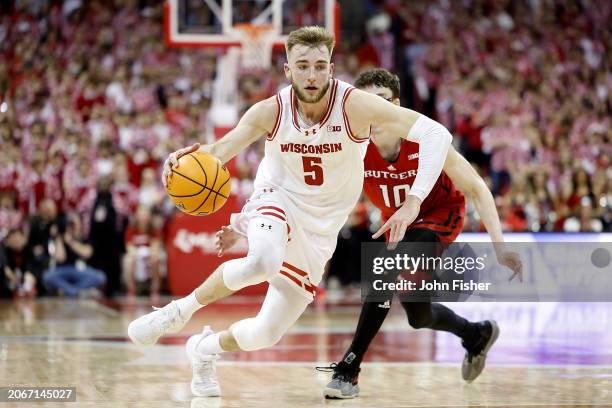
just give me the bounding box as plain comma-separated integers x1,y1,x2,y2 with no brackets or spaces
285,44,334,103
360,85,400,106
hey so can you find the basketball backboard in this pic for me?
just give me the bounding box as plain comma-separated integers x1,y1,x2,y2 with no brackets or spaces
164,0,339,134
164,0,339,49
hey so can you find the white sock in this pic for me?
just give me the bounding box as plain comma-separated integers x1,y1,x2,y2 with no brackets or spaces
197,332,224,355
175,291,204,319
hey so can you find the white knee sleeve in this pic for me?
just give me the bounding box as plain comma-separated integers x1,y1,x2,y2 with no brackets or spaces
229,317,286,351
222,216,287,291
230,277,310,351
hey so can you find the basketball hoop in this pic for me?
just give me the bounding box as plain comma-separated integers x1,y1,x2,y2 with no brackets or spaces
232,23,278,70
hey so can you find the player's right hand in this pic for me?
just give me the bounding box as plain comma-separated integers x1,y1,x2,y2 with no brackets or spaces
493,243,523,282
215,225,239,257
498,250,523,282
373,195,421,250
161,143,200,189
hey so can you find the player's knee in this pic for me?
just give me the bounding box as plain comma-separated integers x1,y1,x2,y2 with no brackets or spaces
246,250,283,281
223,250,283,291
257,322,285,348
231,318,285,351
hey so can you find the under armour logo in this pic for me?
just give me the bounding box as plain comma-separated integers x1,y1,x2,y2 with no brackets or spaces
260,223,272,230
387,165,396,171
304,128,317,136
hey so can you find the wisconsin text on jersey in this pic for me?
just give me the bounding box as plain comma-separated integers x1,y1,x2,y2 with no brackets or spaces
280,142,343,154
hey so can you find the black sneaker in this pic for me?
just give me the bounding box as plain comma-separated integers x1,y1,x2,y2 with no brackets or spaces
317,362,360,399
461,320,499,383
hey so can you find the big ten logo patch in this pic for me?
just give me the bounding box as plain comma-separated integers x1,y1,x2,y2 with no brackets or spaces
327,125,342,132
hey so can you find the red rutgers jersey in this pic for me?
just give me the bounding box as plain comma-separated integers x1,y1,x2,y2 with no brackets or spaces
363,139,465,243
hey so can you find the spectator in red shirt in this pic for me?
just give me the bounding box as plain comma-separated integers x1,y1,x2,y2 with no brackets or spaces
17,150,62,215
75,78,106,122
0,145,18,194
123,205,162,297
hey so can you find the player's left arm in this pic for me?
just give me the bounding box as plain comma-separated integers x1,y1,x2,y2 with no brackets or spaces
161,97,277,188
345,89,452,246
443,147,523,281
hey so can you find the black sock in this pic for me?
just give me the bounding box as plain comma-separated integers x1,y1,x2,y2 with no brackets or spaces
341,297,392,370
461,320,487,349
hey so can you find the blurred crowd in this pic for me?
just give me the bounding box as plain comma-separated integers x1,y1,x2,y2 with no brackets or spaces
0,0,211,298
336,0,611,233
0,0,610,297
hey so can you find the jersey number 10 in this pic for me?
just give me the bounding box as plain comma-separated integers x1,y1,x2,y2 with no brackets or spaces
302,156,324,186
379,184,411,208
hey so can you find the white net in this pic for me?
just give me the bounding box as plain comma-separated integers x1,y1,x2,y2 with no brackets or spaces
232,24,278,70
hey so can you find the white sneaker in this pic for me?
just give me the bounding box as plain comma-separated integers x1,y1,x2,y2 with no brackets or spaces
186,326,221,397
127,301,188,345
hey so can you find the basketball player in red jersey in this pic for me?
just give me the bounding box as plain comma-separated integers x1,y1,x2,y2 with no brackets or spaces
319,69,523,398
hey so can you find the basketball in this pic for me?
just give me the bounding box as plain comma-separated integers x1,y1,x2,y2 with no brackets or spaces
166,151,231,215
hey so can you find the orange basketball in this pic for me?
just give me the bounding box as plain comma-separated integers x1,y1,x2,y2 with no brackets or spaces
166,151,231,216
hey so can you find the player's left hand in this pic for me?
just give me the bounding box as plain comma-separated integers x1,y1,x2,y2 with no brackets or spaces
372,196,421,250
215,225,239,257
496,249,523,282
162,143,201,189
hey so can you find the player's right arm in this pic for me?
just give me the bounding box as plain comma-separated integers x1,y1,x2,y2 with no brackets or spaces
443,147,523,281
161,97,278,188
345,89,452,247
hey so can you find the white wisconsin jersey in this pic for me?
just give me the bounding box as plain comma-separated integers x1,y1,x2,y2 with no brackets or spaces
254,79,369,235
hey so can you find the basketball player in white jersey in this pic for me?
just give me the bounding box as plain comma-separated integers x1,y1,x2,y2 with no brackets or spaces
128,26,456,397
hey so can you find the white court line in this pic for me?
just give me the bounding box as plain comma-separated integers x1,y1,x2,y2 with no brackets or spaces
5,335,612,370
4,330,611,355
7,337,610,370
213,361,612,370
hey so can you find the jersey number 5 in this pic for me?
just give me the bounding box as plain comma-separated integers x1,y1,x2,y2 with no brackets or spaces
379,184,411,208
302,156,324,186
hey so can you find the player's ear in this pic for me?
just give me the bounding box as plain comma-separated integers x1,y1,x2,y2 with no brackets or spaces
392,97,400,106
329,62,334,77
283,63,291,80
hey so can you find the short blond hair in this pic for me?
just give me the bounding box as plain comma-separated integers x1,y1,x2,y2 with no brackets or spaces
285,26,335,55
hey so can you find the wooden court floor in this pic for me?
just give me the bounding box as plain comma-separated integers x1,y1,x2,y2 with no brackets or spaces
1,297,611,407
